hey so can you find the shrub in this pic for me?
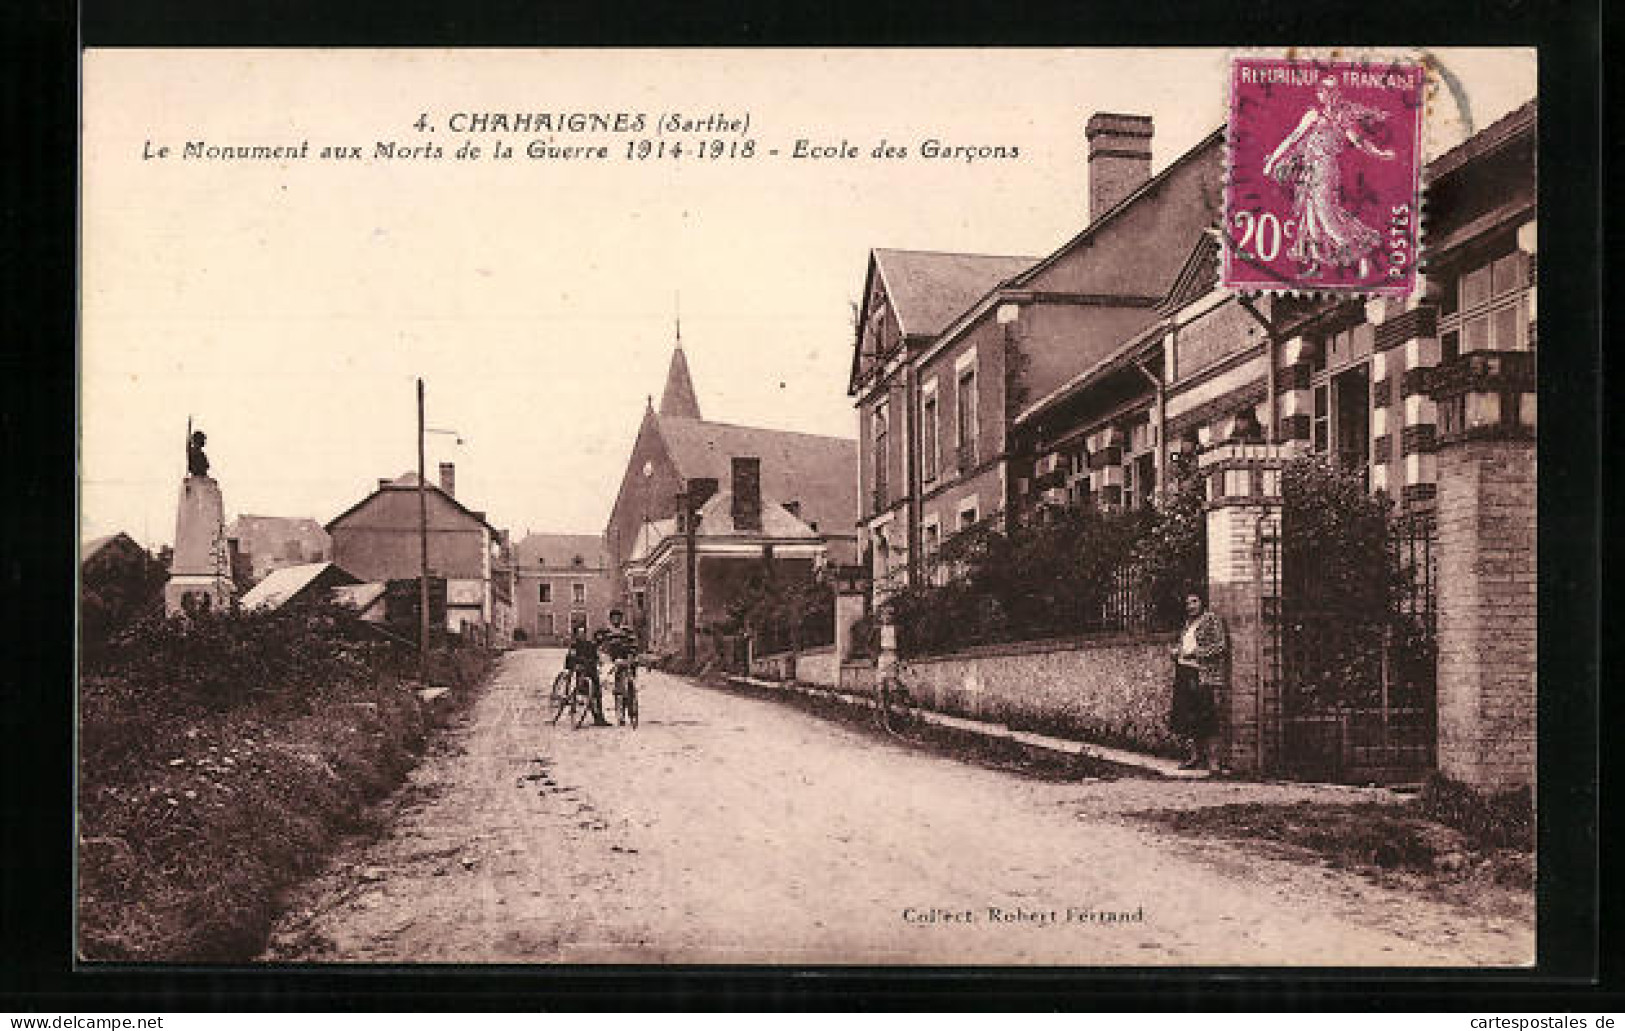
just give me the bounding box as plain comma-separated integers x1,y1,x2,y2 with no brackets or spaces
1416,772,1535,852
723,563,835,655
1280,456,1423,711
102,600,380,711
882,501,1179,658
1130,475,1207,628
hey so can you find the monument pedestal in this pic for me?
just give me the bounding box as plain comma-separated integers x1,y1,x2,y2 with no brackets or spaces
164,474,234,615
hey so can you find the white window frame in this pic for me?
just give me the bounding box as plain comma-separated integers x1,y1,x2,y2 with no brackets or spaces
956,494,980,532
920,378,940,484
572,582,585,605
539,582,552,603
871,398,891,504
954,349,979,469
1442,247,1530,356
921,513,942,585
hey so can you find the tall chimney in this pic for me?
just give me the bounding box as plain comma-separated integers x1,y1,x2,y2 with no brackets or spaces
438,461,455,498
730,456,761,532
1086,113,1153,223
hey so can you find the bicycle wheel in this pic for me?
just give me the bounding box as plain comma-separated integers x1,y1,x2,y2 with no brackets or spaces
877,676,915,734
551,672,575,725
627,682,638,729
573,675,595,728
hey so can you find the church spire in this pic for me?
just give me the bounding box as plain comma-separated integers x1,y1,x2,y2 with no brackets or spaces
658,310,702,419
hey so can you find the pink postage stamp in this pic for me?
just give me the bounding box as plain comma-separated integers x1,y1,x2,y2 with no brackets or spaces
1223,56,1426,297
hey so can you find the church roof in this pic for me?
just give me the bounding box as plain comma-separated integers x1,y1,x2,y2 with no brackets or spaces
653,415,859,536
658,345,703,419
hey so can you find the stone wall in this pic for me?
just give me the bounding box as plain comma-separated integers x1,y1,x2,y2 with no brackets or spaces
750,644,839,687
895,633,1180,754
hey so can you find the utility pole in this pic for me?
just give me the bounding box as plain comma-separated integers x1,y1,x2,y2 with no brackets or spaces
417,378,430,682
682,485,698,664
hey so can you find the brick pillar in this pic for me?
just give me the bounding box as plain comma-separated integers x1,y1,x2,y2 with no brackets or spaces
1429,351,1537,790
1199,441,1306,773
833,587,866,664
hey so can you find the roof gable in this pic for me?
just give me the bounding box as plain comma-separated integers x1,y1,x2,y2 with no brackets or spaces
1006,128,1225,295
872,249,1037,339
850,248,1035,395
1157,231,1222,316
326,474,498,534
82,532,144,565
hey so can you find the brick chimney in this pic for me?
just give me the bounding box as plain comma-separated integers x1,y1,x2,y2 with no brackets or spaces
438,462,455,498
730,456,762,532
679,477,718,532
1086,113,1153,223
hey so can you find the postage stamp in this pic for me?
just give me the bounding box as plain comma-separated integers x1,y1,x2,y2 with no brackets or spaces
1223,55,1426,297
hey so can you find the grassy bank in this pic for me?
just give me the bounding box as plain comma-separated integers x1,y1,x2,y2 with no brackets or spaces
77,605,493,961
1133,774,1534,908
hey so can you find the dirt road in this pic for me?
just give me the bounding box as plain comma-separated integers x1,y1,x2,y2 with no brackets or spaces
264,649,1532,965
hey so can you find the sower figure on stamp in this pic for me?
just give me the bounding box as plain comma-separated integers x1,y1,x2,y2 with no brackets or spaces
1169,588,1227,771
1262,76,1396,280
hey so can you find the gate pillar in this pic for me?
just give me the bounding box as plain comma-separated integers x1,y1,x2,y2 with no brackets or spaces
1199,442,1306,773
1428,352,1537,790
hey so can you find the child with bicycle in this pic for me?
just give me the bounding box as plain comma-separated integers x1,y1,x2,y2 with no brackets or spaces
594,608,640,726
562,626,611,726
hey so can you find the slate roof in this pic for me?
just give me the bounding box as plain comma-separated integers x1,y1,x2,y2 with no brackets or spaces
653,415,859,536
326,471,500,534
239,561,358,610
81,532,145,565
870,249,1037,339
693,489,823,539
658,345,703,419
627,492,821,564
1427,99,1536,182
228,514,328,543
331,581,387,613
513,533,609,570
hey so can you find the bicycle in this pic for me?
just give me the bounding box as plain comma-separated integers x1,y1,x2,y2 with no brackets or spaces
610,658,639,729
875,670,919,736
550,666,597,728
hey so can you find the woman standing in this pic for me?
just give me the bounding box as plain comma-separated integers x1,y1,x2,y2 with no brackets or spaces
1170,590,1228,771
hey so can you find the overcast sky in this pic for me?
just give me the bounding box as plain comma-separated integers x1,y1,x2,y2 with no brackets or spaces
81,48,1535,548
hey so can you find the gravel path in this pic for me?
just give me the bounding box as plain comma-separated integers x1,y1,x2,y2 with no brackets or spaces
264,649,1533,965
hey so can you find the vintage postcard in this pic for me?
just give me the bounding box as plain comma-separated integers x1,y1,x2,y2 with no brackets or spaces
79,47,1539,967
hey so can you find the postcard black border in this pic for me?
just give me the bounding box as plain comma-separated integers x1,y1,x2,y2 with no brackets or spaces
3,0,1608,1012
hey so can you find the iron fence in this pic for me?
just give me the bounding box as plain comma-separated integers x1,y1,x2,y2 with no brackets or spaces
1272,513,1437,783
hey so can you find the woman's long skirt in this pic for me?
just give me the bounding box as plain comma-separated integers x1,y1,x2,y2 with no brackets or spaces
1169,662,1216,739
